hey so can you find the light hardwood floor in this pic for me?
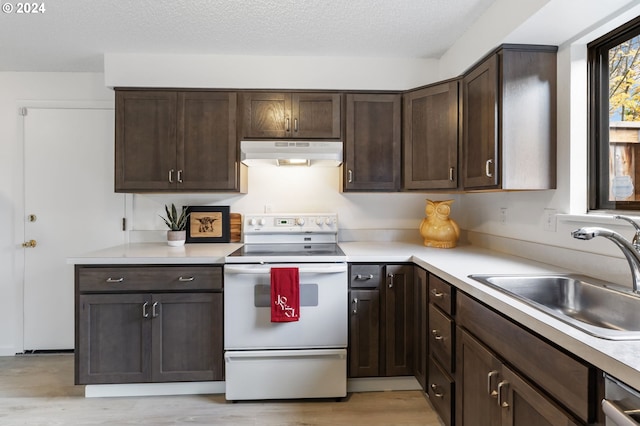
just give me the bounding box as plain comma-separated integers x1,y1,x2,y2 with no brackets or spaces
0,354,443,425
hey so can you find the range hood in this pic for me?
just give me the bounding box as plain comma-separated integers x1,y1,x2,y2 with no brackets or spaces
240,140,343,167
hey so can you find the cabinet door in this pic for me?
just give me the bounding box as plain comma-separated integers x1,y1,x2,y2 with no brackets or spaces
151,292,223,382
344,93,402,191
348,289,380,377
115,90,177,192
292,93,341,139
77,293,152,384
414,267,428,390
384,264,414,376
403,81,459,190
462,54,499,189
500,366,579,426
456,328,501,426
241,92,291,138
177,92,238,190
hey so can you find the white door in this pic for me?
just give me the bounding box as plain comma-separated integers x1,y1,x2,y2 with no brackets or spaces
23,107,125,350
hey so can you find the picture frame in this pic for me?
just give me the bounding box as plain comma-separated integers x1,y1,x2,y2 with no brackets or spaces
185,206,230,243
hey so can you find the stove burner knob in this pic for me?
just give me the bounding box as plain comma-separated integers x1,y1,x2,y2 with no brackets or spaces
249,218,257,226
296,217,305,226
325,217,335,226
315,218,324,226
259,218,267,226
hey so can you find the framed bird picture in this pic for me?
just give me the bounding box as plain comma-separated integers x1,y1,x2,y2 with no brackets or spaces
185,206,230,243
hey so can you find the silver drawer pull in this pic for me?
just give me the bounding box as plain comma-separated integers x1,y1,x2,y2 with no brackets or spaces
430,384,444,398
142,302,149,318
178,276,195,282
487,370,499,398
498,381,509,408
152,301,159,318
431,289,444,298
355,274,373,280
106,277,124,283
352,298,358,314
431,329,444,341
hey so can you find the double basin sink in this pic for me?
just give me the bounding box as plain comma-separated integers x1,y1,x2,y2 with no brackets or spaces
469,274,640,340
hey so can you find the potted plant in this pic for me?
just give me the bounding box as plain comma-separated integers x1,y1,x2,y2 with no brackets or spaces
160,204,189,246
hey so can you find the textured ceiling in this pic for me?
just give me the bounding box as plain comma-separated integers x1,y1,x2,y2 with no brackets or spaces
0,0,496,72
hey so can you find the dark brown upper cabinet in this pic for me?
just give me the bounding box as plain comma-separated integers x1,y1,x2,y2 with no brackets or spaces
241,92,341,139
115,90,241,193
403,80,460,190
344,93,402,192
462,45,557,190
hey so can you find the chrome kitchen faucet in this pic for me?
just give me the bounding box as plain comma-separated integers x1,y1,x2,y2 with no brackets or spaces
572,216,640,294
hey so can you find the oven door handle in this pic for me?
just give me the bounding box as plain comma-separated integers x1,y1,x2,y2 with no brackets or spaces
603,399,640,426
225,265,347,275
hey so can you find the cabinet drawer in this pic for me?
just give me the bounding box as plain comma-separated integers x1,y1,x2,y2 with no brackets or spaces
457,292,593,423
77,265,222,292
429,304,454,373
429,274,454,315
350,264,383,288
428,356,454,426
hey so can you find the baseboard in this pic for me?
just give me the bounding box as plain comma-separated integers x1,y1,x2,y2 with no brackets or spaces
347,376,422,393
85,381,225,398
83,376,422,398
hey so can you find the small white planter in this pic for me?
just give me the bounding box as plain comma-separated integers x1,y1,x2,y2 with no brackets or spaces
167,230,186,247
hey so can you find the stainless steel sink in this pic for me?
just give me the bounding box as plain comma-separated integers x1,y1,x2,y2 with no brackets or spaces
469,274,640,340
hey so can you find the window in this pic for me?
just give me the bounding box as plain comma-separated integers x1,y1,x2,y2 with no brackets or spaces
589,16,640,210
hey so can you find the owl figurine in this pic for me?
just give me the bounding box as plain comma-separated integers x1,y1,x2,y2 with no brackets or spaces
420,199,460,249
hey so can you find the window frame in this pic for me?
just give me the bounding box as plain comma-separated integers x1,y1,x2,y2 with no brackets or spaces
589,15,640,211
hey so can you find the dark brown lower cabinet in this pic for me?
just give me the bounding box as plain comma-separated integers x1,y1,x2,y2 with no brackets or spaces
456,328,579,426
348,263,414,378
77,292,222,384
348,289,380,377
75,264,224,385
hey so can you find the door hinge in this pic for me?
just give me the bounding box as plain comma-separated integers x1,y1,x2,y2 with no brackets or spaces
122,217,126,231
19,107,28,116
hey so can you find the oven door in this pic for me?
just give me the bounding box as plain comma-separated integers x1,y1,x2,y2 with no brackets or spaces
223,263,348,350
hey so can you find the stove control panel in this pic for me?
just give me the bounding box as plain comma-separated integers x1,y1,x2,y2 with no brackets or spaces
244,213,338,234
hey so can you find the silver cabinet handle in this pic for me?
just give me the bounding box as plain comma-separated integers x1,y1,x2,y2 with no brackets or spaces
152,301,159,318
142,302,149,318
431,329,444,341
487,370,499,398
178,276,194,282
352,298,358,314
449,167,455,181
106,277,124,283
294,118,298,132
168,169,175,183
431,288,444,298
285,117,290,132
177,169,183,183
348,169,353,183
497,380,509,408
388,273,394,288
430,384,444,398
485,159,494,178
355,274,373,280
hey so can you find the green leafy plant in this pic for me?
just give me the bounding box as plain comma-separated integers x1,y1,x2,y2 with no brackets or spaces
160,204,189,231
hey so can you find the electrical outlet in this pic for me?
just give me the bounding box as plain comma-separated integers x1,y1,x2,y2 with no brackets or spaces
499,208,508,225
264,204,273,213
543,208,557,232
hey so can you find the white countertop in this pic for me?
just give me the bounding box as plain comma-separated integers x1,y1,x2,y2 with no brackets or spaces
67,242,243,264
69,240,640,390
